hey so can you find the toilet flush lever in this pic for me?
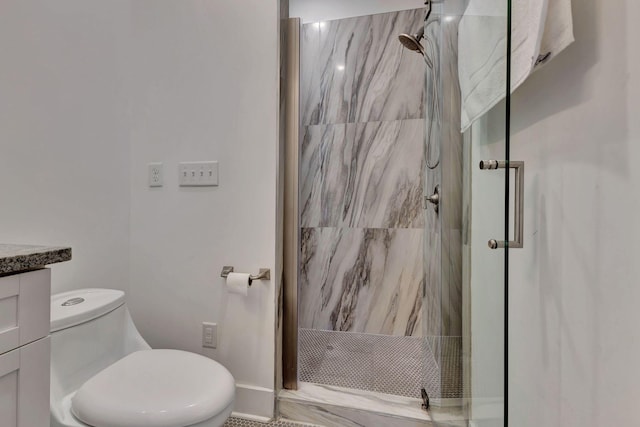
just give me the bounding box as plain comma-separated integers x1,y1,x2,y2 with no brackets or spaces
62,297,85,306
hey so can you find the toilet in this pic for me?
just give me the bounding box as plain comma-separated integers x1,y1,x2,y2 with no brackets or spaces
49,288,235,427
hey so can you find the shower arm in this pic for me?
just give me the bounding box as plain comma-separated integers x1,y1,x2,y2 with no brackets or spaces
425,0,432,22
424,0,445,23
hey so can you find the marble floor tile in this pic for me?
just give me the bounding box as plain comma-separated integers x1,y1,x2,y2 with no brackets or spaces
278,382,465,427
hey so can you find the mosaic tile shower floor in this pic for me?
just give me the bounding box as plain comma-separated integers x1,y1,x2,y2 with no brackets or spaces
298,329,461,399
224,418,317,427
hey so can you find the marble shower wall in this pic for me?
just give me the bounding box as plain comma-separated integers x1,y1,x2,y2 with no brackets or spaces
300,227,424,336
300,119,425,229
299,9,426,127
299,9,428,337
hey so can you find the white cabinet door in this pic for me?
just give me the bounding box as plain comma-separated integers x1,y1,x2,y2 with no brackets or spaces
0,276,20,355
0,269,51,354
0,269,51,427
0,348,20,427
0,337,50,427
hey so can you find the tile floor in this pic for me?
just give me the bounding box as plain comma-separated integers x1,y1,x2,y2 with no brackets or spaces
298,329,461,399
224,417,317,426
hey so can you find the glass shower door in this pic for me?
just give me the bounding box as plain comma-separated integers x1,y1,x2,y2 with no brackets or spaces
422,0,512,426
462,0,512,426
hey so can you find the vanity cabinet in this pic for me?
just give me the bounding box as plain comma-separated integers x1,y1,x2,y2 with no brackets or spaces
0,269,52,427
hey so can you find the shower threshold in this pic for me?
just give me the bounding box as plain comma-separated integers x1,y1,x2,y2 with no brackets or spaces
278,382,465,427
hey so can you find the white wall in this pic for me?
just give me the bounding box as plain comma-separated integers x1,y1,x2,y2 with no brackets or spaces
7,0,638,425
1,0,280,420
0,0,131,295
126,0,279,419
469,2,640,426
290,0,424,23
509,1,639,426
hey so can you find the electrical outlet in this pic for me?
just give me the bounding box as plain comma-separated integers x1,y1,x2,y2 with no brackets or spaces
148,163,163,187
202,322,217,348
179,161,218,187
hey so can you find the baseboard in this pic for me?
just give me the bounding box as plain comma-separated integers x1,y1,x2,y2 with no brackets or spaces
233,383,275,420
229,412,272,423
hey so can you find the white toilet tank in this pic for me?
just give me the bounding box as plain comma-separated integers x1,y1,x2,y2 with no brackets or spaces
50,289,150,426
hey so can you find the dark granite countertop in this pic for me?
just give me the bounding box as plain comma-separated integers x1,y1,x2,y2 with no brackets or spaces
0,244,72,274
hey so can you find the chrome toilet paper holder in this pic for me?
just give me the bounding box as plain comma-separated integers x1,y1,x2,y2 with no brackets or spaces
220,266,271,285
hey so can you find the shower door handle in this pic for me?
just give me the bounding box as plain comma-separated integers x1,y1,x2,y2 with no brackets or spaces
479,160,525,249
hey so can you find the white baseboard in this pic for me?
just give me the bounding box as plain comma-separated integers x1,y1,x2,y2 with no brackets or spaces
229,412,272,423
232,383,275,420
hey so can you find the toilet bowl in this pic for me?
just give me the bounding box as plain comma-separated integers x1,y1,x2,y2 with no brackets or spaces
50,288,235,427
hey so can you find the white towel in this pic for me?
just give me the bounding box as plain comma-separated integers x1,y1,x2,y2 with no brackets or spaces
458,0,574,132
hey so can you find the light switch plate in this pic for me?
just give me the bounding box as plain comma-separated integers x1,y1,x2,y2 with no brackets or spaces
179,161,218,187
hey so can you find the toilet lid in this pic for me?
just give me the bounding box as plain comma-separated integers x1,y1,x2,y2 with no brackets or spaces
71,350,235,427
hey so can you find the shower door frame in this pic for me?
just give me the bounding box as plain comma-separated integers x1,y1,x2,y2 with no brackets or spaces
282,16,300,391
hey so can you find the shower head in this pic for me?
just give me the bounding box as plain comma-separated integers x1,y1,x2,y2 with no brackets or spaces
398,29,426,57
398,0,436,68
398,27,433,68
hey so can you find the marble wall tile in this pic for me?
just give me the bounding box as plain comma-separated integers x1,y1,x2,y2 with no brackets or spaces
422,17,464,339
442,229,462,336
438,18,464,338
423,20,442,235
299,227,424,336
301,9,427,126
423,230,441,339
301,119,425,229
299,124,338,227
297,8,463,347
440,18,464,234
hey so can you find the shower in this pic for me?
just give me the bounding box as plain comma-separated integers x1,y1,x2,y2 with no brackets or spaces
398,1,440,169
398,0,434,69
398,28,434,69
287,6,466,421
399,28,426,55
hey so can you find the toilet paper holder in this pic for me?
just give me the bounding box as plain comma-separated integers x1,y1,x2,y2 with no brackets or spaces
220,266,271,285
